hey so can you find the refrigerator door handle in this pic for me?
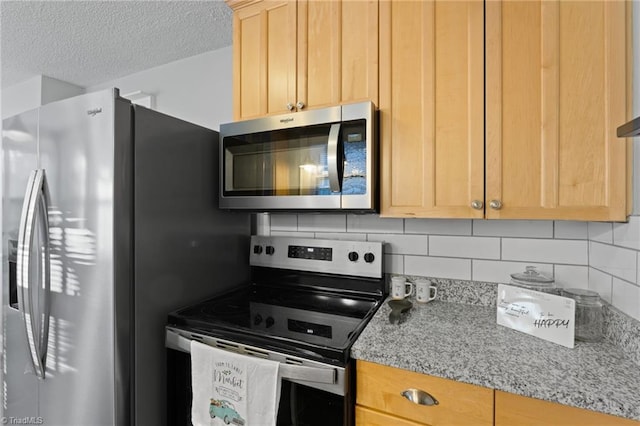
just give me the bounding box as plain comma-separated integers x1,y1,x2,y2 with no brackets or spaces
16,169,50,379
35,170,52,377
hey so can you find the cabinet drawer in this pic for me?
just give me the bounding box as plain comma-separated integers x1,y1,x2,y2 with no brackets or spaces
495,391,640,426
356,360,493,426
356,405,426,426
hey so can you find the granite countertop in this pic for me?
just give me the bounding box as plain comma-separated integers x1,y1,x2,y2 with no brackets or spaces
351,299,640,421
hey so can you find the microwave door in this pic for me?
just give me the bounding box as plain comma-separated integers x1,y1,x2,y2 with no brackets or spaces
221,125,341,210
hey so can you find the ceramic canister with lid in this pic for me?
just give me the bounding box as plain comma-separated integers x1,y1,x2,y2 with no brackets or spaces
561,288,604,342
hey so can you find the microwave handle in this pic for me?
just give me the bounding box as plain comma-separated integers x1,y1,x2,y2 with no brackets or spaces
327,123,341,193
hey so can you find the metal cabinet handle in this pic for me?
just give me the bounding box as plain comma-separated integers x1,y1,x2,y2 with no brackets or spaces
471,200,483,210
286,102,295,111
296,101,305,110
401,389,439,406
489,199,503,210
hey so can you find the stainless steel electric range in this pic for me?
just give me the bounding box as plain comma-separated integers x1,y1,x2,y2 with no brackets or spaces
165,235,385,426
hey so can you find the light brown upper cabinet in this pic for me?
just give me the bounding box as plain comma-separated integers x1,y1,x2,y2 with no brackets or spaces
485,0,631,221
380,0,631,221
379,0,485,218
227,0,378,120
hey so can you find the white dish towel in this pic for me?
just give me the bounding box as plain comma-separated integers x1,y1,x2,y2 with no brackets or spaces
191,340,281,426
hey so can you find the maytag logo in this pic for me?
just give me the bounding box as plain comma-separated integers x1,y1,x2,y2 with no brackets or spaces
87,108,103,117
279,117,294,124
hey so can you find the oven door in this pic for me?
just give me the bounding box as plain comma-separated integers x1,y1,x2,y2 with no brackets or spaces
166,327,353,426
219,102,375,212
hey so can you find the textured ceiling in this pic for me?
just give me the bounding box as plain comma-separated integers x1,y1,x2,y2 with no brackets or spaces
0,0,233,89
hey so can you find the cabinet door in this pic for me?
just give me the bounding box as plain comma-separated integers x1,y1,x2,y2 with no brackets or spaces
298,0,379,110
356,405,427,426
495,391,640,426
379,0,484,218
356,361,494,426
231,0,297,120
485,0,630,221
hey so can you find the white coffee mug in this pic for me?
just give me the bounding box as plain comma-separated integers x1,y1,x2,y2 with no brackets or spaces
391,276,413,300
415,279,437,303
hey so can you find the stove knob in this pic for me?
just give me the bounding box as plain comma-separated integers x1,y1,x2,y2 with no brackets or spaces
265,317,275,328
348,251,359,262
253,245,263,255
253,314,263,326
266,245,275,255
364,252,375,263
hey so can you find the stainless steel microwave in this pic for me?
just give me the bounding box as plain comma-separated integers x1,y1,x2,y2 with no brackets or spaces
219,101,377,211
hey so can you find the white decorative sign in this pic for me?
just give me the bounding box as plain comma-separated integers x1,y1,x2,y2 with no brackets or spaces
497,284,576,348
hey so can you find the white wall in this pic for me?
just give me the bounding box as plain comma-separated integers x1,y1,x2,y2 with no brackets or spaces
88,47,233,131
1,75,84,119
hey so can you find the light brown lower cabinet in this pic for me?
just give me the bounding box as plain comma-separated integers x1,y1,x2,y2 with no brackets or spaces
356,360,493,426
495,391,640,426
356,406,426,426
356,360,640,426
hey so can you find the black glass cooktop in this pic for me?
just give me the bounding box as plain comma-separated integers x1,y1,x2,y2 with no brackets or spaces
168,271,384,365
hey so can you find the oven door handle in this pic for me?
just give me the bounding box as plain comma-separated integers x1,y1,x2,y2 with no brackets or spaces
165,329,337,385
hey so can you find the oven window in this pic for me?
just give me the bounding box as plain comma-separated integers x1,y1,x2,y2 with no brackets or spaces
277,380,344,426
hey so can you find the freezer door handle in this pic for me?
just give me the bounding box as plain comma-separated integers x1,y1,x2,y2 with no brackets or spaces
16,169,51,380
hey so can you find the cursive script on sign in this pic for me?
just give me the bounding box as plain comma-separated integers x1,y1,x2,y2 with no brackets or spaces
496,284,576,348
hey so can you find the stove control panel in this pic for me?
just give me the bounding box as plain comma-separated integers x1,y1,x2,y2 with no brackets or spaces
250,236,383,278
288,245,333,261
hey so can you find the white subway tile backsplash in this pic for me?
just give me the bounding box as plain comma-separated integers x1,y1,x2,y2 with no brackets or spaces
502,239,588,265
263,213,640,320
554,265,589,290
588,267,613,303
473,220,553,238
405,219,472,235
405,255,471,280
315,232,367,241
588,222,614,243
554,221,588,240
472,260,551,284
384,254,404,274
611,278,640,321
269,214,297,231
298,214,346,232
346,215,403,233
589,242,637,283
613,216,640,250
269,231,315,238
367,234,428,255
429,236,500,260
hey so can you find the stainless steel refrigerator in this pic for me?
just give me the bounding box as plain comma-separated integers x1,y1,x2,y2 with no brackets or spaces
1,88,251,425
